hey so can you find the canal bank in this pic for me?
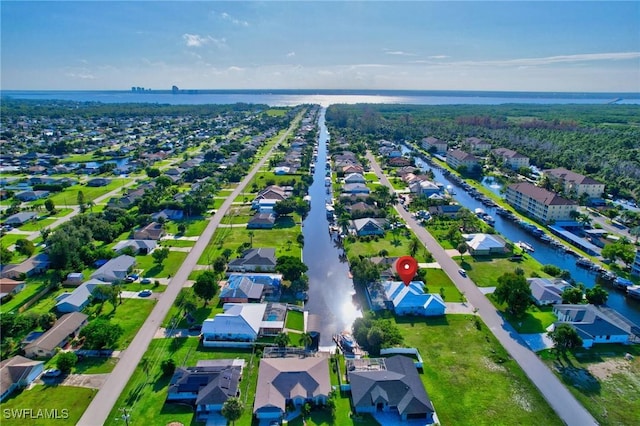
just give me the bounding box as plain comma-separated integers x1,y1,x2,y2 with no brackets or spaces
303,109,361,346
401,144,640,324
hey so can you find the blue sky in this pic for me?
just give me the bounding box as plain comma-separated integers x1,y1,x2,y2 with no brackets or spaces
2,1,639,92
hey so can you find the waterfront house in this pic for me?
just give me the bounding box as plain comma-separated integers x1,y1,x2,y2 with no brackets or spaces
342,183,370,195
351,218,386,236
348,355,435,421
552,304,638,348
492,148,530,170
506,182,577,223
382,281,446,316
253,356,330,422
344,173,366,184
462,233,508,256
528,278,572,306
219,276,265,303
90,255,135,282
166,359,244,422
543,167,605,198
0,356,44,402
201,303,267,344
24,312,88,358
227,248,277,272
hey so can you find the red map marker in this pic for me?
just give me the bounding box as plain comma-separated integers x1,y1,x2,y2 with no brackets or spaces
396,256,418,286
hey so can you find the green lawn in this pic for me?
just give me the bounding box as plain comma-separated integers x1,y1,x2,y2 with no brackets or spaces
135,251,188,278
0,385,97,426
460,255,551,287
422,268,462,302
0,233,26,248
160,239,196,248
0,277,51,314
18,218,57,232
105,339,258,426
284,309,305,331
488,297,557,333
344,232,432,263
45,180,131,206
85,298,156,349
540,344,640,426
395,315,563,426
46,352,119,374
164,218,209,237
198,219,302,265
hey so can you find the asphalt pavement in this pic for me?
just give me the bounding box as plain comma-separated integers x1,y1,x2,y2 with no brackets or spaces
366,152,598,426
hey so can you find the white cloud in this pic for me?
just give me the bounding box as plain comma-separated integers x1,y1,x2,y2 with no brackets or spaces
228,66,245,72
220,11,249,27
428,55,449,59
287,51,296,57
455,52,640,67
65,68,96,80
182,33,228,49
384,49,417,56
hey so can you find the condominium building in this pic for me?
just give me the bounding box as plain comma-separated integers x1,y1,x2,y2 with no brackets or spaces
543,167,605,198
421,136,448,154
446,149,479,171
632,248,640,277
492,148,530,170
506,182,577,223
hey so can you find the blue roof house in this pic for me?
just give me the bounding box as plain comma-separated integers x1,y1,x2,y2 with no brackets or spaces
55,279,110,313
382,281,446,316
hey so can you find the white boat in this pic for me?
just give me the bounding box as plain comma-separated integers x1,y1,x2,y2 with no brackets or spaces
515,241,534,252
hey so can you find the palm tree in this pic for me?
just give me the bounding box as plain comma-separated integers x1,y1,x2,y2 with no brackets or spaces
248,231,254,248
299,332,313,350
409,238,421,257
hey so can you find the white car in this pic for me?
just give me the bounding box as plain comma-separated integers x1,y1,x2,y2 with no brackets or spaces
43,369,62,378
458,269,467,277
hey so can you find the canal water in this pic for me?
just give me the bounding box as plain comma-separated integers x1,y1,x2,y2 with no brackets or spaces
303,109,361,346
401,146,640,324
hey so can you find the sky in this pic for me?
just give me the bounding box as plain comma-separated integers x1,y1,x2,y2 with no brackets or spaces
1,1,639,92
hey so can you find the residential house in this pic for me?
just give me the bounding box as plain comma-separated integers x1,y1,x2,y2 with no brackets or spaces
506,182,577,223
410,180,440,197
166,359,245,422
543,167,605,198
348,355,435,421
151,209,184,221
552,304,638,348
387,157,412,167
462,233,508,256
465,136,492,152
24,312,88,358
55,279,110,313
0,356,44,402
254,199,278,214
351,218,386,236
86,178,111,187
370,257,399,280
201,303,268,344
342,183,370,195
382,281,446,316
227,248,277,273
421,136,448,154
342,164,365,175
528,278,572,306
492,148,530,170
4,212,38,226
90,255,135,282
1,254,50,279
112,239,157,255
427,204,462,219
219,275,265,303
252,186,289,208
134,221,165,240
344,173,366,184
0,278,26,301
253,356,330,422
247,213,276,229
446,149,479,171
15,190,49,202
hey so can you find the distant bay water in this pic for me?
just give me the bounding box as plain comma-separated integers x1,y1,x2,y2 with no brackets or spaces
2,89,639,106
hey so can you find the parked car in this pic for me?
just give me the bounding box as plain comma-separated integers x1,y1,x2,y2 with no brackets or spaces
140,278,152,284
138,289,153,297
42,369,62,378
458,269,467,277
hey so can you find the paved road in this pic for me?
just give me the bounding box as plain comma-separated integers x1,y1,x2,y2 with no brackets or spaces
77,111,305,426
366,152,598,426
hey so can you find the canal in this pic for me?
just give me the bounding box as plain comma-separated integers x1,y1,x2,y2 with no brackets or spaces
402,145,640,324
303,109,361,346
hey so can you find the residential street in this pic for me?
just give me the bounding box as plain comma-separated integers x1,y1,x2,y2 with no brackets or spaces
366,152,598,426
76,111,305,426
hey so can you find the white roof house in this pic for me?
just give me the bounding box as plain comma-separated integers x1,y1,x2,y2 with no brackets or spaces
463,233,507,256
55,279,110,313
201,303,268,345
90,255,135,282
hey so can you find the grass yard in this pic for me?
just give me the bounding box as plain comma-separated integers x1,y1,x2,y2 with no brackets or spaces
344,232,433,263
18,218,57,232
0,233,26,248
46,352,119,374
540,344,640,426
284,309,305,331
460,255,550,287
163,288,221,328
488,297,557,333
0,277,52,314
85,298,156,349
364,172,378,182
395,315,563,426
164,218,209,237
45,180,131,206
160,239,196,248
422,268,462,302
49,207,74,218
0,385,97,426
135,251,188,278
198,220,302,265
104,339,259,426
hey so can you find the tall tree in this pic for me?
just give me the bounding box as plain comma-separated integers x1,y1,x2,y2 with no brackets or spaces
548,323,583,359
152,247,170,266
585,285,609,305
561,287,584,304
275,332,290,348
221,397,244,426
193,270,218,305
493,272,532,317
